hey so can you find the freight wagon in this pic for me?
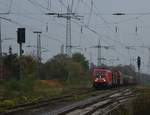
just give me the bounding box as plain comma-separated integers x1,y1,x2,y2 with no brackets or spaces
92,67,134,89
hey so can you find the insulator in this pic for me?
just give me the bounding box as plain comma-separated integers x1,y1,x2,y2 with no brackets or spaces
115,26,118,33
135,26,138,33
46,23,48,32
81,26,83,33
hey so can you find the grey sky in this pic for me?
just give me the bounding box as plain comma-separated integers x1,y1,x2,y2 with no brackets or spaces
0,0,150,73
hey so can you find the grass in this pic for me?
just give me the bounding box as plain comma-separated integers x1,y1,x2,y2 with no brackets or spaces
110,85,150,115
132,85,150,115
0,76,92,113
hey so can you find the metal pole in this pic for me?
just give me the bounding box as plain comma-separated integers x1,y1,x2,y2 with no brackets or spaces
148,48,150,74
138,68,141,84
66,6,72,57
61,44,64,54
0,19,2,57
37,33,41,79
19,43,23,80
0,19,2,80
33,31,42,79
19,43,22,56
89,52,92,69
97,39,101,66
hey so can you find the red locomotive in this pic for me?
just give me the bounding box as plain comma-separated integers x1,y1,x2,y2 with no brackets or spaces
92,67,125,88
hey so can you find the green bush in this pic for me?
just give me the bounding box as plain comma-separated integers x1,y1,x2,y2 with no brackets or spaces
4,78,36,97
2,99,17,106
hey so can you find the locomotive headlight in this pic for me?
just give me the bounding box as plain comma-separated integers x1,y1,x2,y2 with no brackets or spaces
95,78,99,82
102,78,106,82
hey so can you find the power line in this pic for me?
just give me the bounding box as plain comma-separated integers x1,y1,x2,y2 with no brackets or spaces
27,0,46,13
46,0,137,63
0,16,64,45
73,0,81,13
79,1,127,47
8,0,13,13
87,0,93,26
82,12,150,16
81,0,114,33
90,39,114,66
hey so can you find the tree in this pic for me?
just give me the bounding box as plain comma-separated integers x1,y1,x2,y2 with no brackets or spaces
44,54,70,80
66,61,84,80
20,55,37,78
2,54,38,79
3,54,19,79
112,65,136,76
72,53,89,71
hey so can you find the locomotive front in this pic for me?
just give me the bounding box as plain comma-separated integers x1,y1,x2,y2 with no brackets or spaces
92,67,113,88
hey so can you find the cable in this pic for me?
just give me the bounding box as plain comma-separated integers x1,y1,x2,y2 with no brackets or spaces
47,0,51,11
27,0,46,13
80,1,147,51
57,0,115,46
8,0,13,13
81,0,114,33
79,1,128,47
0,15,65,45
71,0,74,12
74,0,81,13
87,0,93,26
58,0,67,9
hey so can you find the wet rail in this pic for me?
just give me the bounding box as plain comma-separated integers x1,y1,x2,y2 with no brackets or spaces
48,88,136,115
0,88,94,115
0,87,136,115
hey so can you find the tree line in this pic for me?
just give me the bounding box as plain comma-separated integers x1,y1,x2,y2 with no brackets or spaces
1,52,89,81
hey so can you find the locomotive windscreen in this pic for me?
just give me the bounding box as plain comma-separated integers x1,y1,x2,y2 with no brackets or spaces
95,71,106,78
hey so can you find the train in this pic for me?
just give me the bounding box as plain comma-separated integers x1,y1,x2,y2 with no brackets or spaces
92,66,136,89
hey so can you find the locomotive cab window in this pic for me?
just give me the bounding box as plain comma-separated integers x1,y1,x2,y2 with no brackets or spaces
95,72,105,78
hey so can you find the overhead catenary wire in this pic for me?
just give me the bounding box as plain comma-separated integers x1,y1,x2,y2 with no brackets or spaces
79,0,150,54
87,0,93,26
57,0,121,46
57,0,134,61
81,0,114,33
76,1,139,64
73,0,81,13
47,0,51,11
8,0,13,13
10,1,142,52
79,0,128,47
0,16,64,45
27,0,47,12
1,0,148,67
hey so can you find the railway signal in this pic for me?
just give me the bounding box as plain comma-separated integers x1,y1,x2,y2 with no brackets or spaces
17,28,26,80
17,28,25,56
137,56,141,84
137,56,141,71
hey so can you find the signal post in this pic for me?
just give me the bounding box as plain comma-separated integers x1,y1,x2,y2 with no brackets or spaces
17,28,25,79
137,56,141,84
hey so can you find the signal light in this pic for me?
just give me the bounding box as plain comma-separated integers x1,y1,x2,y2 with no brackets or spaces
17,28,25,44
137,56,141,70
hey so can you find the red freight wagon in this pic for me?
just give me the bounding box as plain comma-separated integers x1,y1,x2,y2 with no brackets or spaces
112,70,124,86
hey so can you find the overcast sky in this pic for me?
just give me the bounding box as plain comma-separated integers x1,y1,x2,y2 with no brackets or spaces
1,0,150,73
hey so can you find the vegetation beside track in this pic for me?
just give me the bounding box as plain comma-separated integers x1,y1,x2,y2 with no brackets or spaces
0,78,92,113
0,52,140,113
110,85,150,115
0,53,91,112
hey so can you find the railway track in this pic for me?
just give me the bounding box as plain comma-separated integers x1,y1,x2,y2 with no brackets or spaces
0,88,105,115
0,87,136,115
48,88,136,115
